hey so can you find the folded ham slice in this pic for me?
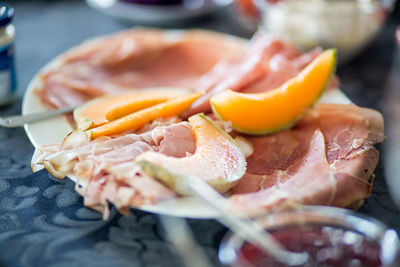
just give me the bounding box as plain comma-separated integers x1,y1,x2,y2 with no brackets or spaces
183,32,338,117
229,103,384,216
35,29,244,109
36,28,338,119
183,32,299,116
36,121,196,218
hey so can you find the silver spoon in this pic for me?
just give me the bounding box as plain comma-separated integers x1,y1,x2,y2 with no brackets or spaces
160,215,212,267
179,176,309,266
136,157,310,267
0,105,77,128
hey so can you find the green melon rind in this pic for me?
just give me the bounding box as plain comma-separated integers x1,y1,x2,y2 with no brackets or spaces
136,114,247,195
137,160,191,195
76,118,94,131
210,49,337,136
196,113,242,149
192,114,247,185
73,95,115,130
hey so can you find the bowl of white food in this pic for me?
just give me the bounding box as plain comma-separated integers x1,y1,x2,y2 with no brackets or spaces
254,0,395,63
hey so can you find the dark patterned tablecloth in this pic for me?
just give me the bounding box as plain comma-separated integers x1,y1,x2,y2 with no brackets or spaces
1,1,400,266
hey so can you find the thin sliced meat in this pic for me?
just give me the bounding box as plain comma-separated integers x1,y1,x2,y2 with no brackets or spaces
149,120,196,157
229,103,384,216
312,104,384,162
36,28,339,119
36,121,195,217
36,29,244,109
108,162,177,203
184,33,339,117
80,162,177,218
241,48,322,93
183,32,301,117
61,28,169,68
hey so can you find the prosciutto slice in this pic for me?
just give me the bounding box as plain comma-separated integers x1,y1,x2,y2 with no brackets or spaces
229,103,384,216
35,121,195,217
183,33,298,116
183,32,338,117
35,29,244,109
36,28,338,119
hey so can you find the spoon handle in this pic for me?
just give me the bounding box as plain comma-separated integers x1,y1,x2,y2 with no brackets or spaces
0,106,77,128
181,176,308,266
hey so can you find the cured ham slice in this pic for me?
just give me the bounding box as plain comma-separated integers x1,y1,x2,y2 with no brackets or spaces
36,121,196,217
229,103,384,216
35,29,244,109
183,32,300,117
240,48,321,94
184,32,338,117
35,28,340,125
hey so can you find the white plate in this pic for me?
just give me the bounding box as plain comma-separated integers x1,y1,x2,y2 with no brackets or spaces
86,0,233,25
23,30,351,219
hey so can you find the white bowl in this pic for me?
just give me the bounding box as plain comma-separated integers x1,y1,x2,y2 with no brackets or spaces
254,0,395,63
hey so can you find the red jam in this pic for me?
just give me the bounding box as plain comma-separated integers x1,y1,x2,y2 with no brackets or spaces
235,226,383,267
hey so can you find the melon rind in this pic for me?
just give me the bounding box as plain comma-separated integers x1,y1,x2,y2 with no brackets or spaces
74,95,114,130
136,114,247,195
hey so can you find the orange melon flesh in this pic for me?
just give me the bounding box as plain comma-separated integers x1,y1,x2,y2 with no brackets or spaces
210,49,337,135
136,114,246,194
87,92,203,139
74,88,190,130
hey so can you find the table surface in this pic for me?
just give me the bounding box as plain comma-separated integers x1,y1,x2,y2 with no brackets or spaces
1,1,400,266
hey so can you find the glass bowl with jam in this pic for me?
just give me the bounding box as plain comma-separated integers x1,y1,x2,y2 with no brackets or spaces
219,206,400,267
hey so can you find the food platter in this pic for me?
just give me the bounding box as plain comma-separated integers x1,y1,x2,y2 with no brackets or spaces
24,30,352,218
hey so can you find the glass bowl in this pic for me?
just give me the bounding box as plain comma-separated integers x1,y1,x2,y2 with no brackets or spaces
254,0,395,63
219,206,400,266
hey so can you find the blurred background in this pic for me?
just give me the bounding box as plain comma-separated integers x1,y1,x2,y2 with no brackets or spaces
1,1,400,266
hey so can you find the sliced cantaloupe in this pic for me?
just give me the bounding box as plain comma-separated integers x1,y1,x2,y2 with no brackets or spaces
74,87,190,130
210,49,337,135
136,113,246,194
87,92,203,139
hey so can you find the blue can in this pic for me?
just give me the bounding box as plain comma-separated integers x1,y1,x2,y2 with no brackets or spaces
0,3,16,105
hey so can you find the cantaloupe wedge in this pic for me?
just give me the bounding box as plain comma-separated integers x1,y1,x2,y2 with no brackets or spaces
136,114,246,194
74,87,190,130
211,49,337,135
87,92,203,139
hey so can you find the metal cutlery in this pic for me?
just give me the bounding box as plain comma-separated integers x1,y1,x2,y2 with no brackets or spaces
160,215,212,267
177,175,309,266
0,105,77,128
